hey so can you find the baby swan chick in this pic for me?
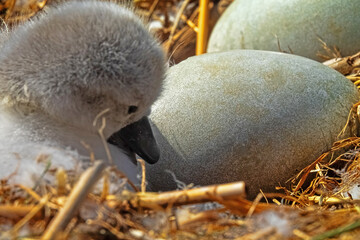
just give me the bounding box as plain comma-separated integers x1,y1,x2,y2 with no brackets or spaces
0,1,166,185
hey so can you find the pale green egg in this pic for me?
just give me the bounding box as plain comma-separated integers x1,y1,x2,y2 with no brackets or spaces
207,0,360,61
147,50,359,198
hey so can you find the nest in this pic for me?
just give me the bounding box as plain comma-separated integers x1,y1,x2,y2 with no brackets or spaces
1,0,360,239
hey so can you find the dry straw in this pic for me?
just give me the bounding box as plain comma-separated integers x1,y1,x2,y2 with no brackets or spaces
1,0,360,239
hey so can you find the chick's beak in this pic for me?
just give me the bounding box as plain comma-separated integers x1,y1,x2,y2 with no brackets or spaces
108,116,160,164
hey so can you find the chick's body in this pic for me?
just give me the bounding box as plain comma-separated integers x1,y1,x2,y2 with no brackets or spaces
0,1,166,185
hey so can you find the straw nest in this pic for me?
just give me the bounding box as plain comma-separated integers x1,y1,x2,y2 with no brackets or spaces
1,0,360,239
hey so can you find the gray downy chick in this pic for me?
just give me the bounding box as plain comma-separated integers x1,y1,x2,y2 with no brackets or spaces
0,0,166,186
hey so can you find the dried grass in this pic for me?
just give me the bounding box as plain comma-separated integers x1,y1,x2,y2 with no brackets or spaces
1,0,360,239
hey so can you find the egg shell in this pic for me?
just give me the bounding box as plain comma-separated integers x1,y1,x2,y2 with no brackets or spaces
147,50,359,198
207,0,360,61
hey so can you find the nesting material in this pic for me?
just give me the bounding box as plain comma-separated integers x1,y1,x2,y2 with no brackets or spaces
1,0,360,239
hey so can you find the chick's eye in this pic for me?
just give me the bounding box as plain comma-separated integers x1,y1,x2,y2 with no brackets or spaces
128,105,138,114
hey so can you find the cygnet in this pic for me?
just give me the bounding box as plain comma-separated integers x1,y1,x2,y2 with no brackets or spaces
0,1,166,186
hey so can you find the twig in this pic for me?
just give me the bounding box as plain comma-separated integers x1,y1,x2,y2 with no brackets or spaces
293,137,360,192
246,193,264,219
41,161,106,240
317,36,341,60
98,117,114,165
138,159,146,193
175,208,221,229
101,170,109,201
181,14,199,32
0,205,41,220
196,0,209,55
15,184,42,201
323,51,360,75
4,0,16,20
92,108,110,127
166,0,190,52
131,181,246,208
147,0,159,19
308,195,352,205
92,108,115,165
214,195,275,216
337,102,359,137
56,167,67,196
10,195,49,237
